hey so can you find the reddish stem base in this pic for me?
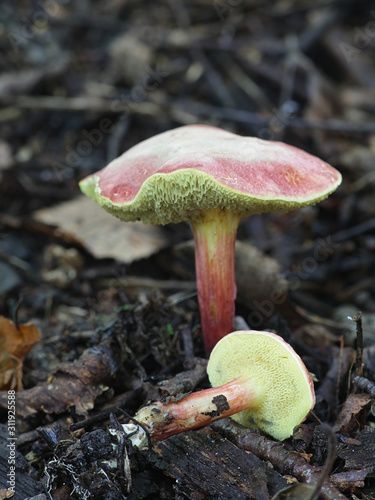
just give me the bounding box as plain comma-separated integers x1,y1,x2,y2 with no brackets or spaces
135,376,254,441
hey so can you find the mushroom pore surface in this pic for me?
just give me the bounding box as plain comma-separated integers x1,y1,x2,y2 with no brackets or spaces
207,331,315,440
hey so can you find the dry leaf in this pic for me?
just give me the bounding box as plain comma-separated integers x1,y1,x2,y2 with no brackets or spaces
33,196,169,263
0,316,41,391
0,490,14,499
333,393,371,435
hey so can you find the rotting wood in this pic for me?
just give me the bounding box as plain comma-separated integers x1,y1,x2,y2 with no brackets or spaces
147,426,286,500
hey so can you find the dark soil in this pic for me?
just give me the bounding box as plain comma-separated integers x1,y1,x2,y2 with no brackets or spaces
1,1,375,499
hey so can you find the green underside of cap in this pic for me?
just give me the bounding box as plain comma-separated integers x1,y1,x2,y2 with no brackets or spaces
207,331,315,441
80,169,338,225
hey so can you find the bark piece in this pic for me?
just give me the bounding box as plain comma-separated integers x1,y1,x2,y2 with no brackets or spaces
330,469,371,493
0,337,122,430
337,428,375,471
316,346,355,418
149,427,284,499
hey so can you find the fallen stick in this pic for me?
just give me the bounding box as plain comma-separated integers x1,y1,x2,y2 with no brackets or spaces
212,419,349,500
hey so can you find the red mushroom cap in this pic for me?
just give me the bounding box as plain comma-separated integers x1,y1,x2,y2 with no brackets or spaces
79,125,342,225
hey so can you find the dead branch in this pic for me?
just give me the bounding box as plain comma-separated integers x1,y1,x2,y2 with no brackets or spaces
212,419,349,500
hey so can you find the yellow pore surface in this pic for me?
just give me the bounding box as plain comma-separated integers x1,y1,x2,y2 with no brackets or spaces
80,168,339,226
207,331,315,441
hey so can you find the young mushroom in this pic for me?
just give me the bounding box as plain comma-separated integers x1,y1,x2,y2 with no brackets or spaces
124,330,315,443
79,125,342,353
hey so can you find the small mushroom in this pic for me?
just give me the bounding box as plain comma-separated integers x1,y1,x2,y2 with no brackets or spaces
131,330,315,442
79,125,341,353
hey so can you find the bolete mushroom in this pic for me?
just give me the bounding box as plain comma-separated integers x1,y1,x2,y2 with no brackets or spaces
126,330,315,442
79,125,342,353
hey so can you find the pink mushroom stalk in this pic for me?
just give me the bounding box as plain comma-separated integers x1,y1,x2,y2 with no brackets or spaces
131,331,316,442
191,208,241,352
135,376,252,442
79,125,342,353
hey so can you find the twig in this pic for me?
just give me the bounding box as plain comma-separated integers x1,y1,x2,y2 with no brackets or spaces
271,424,338,500
309,425,338,500
95,276,196,290
352,375,375,397
299,7,345,53
215,54,273,110
330,218,375,243
352,312,364,378
212,419,349,500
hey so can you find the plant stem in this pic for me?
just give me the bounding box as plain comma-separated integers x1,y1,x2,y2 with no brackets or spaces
191,208,241,354
135,376,256,441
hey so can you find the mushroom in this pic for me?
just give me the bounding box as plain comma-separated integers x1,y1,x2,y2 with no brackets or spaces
79,125,342,353
126,330,315,443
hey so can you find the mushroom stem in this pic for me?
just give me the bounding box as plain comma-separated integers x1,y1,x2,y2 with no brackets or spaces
191,208,242,353
134,376,256,442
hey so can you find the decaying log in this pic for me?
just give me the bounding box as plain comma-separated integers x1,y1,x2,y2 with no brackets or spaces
148,426,287,499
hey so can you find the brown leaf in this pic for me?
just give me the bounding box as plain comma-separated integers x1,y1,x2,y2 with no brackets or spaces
0,316,41,391
33,196,169,264
333,393,372,435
